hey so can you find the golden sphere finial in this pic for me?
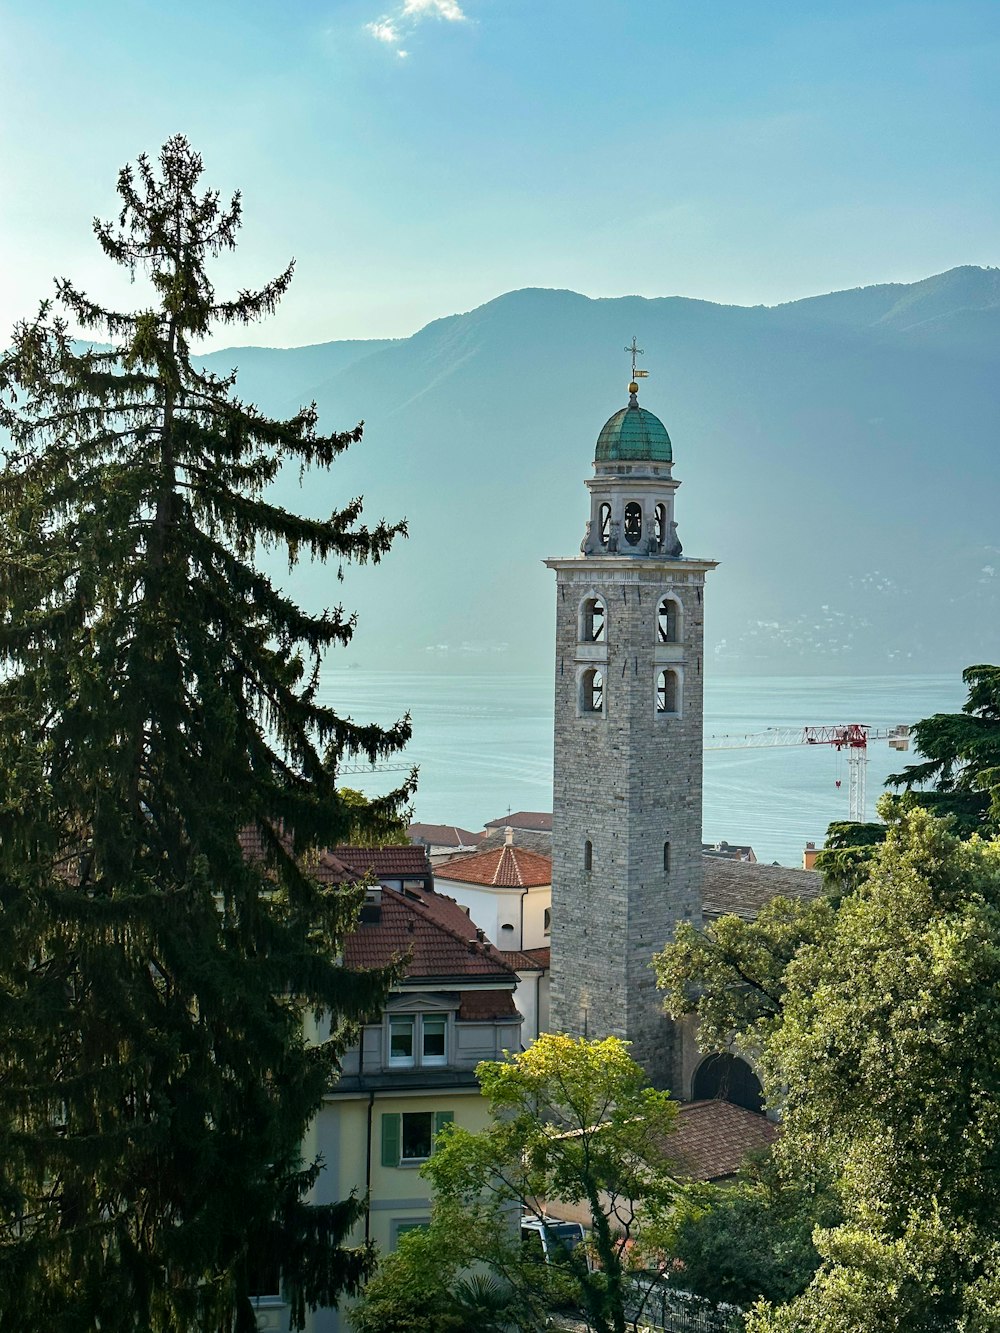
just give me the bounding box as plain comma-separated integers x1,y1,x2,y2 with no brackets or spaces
629,380,639,395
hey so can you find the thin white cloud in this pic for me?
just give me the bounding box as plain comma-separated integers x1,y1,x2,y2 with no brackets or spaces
402,0,466,19
366,18,401,42
364,0,467,55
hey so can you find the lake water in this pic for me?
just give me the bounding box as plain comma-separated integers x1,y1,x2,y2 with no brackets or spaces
316,670,967,866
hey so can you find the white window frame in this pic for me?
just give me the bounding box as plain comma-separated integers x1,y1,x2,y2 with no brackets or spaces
386,1011,449,1069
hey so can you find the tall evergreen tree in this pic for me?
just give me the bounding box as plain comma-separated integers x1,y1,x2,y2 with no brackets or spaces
886,662,1000,836
0,135,411,1331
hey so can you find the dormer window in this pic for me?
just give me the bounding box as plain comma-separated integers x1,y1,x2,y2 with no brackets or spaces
623,502,642,546
388,1013,448,1068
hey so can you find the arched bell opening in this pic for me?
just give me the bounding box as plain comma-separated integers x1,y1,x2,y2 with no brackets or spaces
691,1053,765,1113
579,667,604,715
599,503,611,548
654,502,667,548
623,502,642,546
580,596,606,644
656,596,681,644
656,668,680,716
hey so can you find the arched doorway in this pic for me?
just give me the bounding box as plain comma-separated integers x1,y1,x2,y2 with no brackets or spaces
692,1053,765,1113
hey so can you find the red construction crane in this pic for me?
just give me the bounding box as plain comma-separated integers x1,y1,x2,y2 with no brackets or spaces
704,724,911,822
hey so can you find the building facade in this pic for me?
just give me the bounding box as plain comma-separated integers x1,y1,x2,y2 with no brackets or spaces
545,379,717,1090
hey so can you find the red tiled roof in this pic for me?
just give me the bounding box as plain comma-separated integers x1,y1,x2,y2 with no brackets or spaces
500,947,551,972
484,811,553,832
458,989,519,1020
396,883,479,939
665,1100,777,1182
238,827,362,885
343,885,517,982
333,845,432,880
408,823,484,848
437,845,552,889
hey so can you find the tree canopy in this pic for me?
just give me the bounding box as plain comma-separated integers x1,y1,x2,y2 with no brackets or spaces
659,809,1000,1331
0,135,412,1330
885,663,1000,836
814,664,1000,891
351,1035,680,1333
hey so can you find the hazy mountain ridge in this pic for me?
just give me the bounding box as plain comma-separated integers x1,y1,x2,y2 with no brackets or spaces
204,265,995,678
14,269,1000,677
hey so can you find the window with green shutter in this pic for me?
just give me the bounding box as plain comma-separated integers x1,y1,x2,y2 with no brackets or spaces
381,1110,454,1167
381,1112,401,1167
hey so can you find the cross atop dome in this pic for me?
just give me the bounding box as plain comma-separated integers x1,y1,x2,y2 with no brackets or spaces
625,335,650,405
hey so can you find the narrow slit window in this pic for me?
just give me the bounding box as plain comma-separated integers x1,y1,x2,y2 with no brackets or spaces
654,503,666,547
656,669,679,714
663,841,671,873
584,839,593,872
657,597,679,643
623,502,642,546
599,503,611,548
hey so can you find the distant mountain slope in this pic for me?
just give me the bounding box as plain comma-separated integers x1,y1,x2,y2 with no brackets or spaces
19,269,1000,677
216,265,998,677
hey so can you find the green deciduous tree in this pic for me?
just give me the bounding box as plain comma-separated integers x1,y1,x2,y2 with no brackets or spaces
0,136,412,1330
664,809,1000,1332
347,1219,522,1333
654,895,835,1056
420,1034,680,1333
668,1154,838,1311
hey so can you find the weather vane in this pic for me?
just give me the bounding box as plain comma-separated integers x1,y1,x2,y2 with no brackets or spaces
625,336,649,385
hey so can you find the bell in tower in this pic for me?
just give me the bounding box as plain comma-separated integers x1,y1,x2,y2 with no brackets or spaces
545,346,717,1091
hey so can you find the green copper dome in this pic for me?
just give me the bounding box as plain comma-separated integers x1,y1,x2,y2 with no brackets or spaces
595,399,672,463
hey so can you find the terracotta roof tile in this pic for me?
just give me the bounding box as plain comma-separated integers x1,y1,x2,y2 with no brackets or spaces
396,883,478,939
437,845,552,889
343,886,517,983
237,827,362,885
665,1101,777,1182
500,947,551,971
333,845,433,880
702,858,823,920
458,989,519,1020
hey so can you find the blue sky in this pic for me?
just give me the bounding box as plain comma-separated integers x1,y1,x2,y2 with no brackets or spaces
1,0,997,345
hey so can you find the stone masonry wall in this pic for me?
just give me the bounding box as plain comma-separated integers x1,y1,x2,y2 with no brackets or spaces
548,557,711,1092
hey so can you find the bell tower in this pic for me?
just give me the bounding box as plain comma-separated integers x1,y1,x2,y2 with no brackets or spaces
545,350,717,1090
